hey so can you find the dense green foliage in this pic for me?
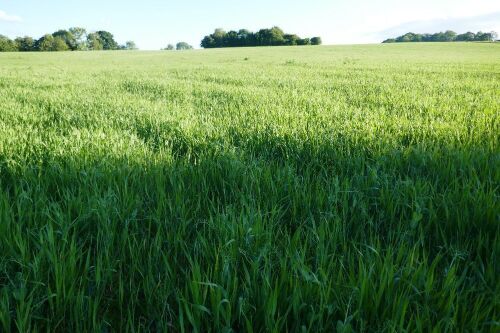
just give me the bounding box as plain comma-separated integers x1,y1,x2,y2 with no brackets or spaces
0,35,18,52
383,30,498,43
201,27,321,48
176,42,194,50
0,28,136,52
0,43,499,332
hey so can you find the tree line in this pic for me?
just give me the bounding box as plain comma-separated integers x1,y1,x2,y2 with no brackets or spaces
162,42,193,51
0,27,137,52
201,27,322,48
383,30,498,43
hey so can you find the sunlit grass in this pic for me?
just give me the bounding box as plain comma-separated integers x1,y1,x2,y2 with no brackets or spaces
0,43,499,332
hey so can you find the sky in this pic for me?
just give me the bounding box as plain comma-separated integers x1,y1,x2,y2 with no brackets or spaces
1,0,499,49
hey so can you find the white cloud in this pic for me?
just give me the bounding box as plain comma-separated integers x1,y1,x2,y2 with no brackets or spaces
0,10,22,22
373,12,500,41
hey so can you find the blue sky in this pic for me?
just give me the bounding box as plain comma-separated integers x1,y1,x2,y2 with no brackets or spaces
1,0,499,49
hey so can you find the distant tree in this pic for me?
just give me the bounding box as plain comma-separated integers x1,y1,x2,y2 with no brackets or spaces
176,42,193,50
15,36,35,51
270,26,286,45
200,35,215,48
256,26,285,46
163,44,175,50
200,27,319,48
238,29,254,46
1,27,141,52
475,31,497,41
284,34,300,45
0,35,17,52
36,34,55,51
297,38,311,45
213,28,227,47
421,34,432,42
432,32,446,41
53,37,70,51
474,31,488,41
443,30,457,41
383,30,497,43
86,33,103,50
311,37,322,45
96,31,118,50
124,41,138,50
69,27,87,50
36,34,69,51
225,30,239,47
396,33,418,42
52,29,76,50
456,32,476,41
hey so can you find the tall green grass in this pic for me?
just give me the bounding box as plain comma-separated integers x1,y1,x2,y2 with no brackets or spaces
0,43,499,332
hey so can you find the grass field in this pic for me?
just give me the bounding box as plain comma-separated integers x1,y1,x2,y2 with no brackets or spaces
0,43,499,332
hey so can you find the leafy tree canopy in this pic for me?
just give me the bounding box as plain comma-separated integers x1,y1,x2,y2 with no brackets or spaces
0,35,18,52
15,36,35,52
53,29,77,50
121,41,138,50
176,42,193,50
96,31,119,50
201,27,321,48
0,27,135,52
69,27,87,50
383,30,498,43
86,33,103,51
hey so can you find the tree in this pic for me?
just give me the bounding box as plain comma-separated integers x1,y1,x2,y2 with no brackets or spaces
1,26,145,52
52,29,76,50
200,27,318,48
86,33,103,50
36,34,69,51
269,26,285,45
238,29,254,46
69,27,87,50
421,34,432,42
225,30,239,47
96,31,118,50
53,37,70,51
432,32,446,41
396,33,420,42
443,30,457,41
474,31,487,41
475,31,497,41
456,32,476,41
201,35,216,48
382,30,498,43
213,28,227,47
124,41,138,50
0,35,17,52
311,37,322,45
176,42,193,50
36,34,55,51
284,34,300,45
256,27,285,46
15,36,35,51
297,38,311,45
163,44,175,50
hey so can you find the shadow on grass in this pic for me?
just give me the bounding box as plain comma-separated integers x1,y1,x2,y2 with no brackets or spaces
0,133,498,332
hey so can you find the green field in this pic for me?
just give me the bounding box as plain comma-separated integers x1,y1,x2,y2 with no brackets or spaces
0,43,499,332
